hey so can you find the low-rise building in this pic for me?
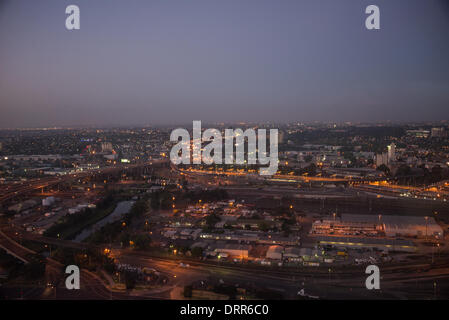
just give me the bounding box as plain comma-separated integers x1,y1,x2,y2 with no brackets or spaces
266,245,284,260
214,244,250,259
283,247,301,262
317,236,416,253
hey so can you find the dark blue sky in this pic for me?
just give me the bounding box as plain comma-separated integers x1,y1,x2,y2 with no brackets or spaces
0,0,448,128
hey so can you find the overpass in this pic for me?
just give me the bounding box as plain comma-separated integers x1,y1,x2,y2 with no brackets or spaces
0,160,170,205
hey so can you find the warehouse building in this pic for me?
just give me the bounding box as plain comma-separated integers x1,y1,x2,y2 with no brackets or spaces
283,247,302,262
311,219,381,237
317,236,416,253
213,244,250,259
341,214,444,239
265,245,284,260
312,214,444,239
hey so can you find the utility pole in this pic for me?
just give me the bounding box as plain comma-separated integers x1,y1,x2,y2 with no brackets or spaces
425,216,429,241
432,244,434,264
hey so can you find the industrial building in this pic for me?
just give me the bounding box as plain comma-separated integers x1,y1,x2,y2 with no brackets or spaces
340,214,444,239
198,230,299,245
265,245,283,260
311,219,382,237
312,214,444,239
213,244,250,259
382,216,443,238
317,236,416,253
283,247,302,262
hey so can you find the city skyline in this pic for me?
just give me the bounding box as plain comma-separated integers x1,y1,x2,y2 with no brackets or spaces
1,0,449,128
2,0,449,306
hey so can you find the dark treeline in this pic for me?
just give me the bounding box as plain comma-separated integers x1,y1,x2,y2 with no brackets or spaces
0,249,46,283
87,196,151,250
378,164,449,186
52,246,115,274
44,190,123,239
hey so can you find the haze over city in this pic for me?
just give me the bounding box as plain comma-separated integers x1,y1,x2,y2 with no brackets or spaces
1,0,449,128
2,0,449,308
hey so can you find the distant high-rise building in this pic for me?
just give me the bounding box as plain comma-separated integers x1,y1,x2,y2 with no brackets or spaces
387,143,396,162
0,142,2,151
375,152,389,167
431,127,446,138
101,142,113,152
278,131,285,144
406,129,430,138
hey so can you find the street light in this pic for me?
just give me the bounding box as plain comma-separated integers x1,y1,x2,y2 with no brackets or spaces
424,216,429,241
45,244,52,257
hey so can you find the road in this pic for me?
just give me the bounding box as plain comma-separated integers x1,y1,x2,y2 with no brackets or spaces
0,229,131,300
0,160,169,205
2,225,449,299
112,248,449,299
1,160,448,299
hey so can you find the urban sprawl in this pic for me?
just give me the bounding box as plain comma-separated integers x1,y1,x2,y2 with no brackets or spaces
0,121,448,299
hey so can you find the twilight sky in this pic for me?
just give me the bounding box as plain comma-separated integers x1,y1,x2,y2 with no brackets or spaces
0,0,448,128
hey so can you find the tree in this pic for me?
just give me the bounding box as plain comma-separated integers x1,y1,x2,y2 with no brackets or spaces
129,198,149,217
258,222,270,232
103,257,116,274
150,192,160,210
133,234,151,250
205,213,220,228
183,285,193,298
191,247,203,258
395,164,411,177
431,165,443,181
124,271,137,290
23,255,46,280
119,232,131,247
302,163,317,176
376,164,390,176
160,196,172,210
